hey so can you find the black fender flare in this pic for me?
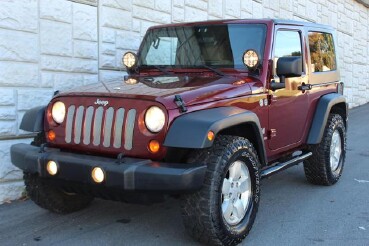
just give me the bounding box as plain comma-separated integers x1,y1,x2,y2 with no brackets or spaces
163,107,267,166
307,93,347,144
19,106,46,132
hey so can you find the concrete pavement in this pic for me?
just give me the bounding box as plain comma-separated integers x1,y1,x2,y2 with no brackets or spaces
0,104,368,246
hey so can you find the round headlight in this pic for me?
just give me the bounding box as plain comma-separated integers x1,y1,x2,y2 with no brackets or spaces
51,101,66,124
145,106,165,133
122,52,138,68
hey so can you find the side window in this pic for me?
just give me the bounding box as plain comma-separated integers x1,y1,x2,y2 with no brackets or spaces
274,31,302,75
308,32,336,72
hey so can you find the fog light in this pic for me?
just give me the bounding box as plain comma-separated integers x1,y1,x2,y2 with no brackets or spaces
148,140,160,153
92,167,105,183
47,130,56,141
46,161,58,176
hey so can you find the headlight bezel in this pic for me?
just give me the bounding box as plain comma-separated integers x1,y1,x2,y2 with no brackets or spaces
51,101,66,124
144,106,166,133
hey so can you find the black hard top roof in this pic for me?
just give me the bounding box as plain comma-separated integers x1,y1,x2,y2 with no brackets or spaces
272,19,334,30
151,18,335,31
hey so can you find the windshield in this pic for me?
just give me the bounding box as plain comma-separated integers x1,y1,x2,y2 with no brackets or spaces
138,24,267,70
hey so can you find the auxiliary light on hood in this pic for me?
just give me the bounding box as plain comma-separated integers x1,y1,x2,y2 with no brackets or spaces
122,52,138,69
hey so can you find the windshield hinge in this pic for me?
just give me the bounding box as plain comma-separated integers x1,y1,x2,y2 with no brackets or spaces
174,95,187,113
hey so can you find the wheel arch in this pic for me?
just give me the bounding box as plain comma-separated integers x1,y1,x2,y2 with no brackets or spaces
307,93,348,144
20,106,46,132
218,122,267,167
163,107,267,166
330,102,347,128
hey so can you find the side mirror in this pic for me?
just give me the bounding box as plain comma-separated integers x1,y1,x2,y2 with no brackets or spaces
277,56,302,82
271,56,302,91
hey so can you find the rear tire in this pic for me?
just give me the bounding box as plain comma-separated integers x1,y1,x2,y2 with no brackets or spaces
304,113,346,185
24,172,93,214
181,135,260,246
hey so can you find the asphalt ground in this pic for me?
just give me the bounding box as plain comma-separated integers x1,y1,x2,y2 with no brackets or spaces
0,104,368,246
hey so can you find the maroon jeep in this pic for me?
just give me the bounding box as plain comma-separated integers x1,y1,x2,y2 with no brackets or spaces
11,19,347,245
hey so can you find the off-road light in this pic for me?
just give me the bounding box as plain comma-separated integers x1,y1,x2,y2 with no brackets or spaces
148,140,160,153
125,78,138,85
243,49,259,69
145,106,165,133
46,161,58,176
122,52,138,68
92,167,105,183
51,101,66,124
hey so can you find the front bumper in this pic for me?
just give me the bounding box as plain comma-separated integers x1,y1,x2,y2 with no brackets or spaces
10,143,206,192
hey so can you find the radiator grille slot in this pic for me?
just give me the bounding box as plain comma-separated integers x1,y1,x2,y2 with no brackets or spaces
103,107,114,147
65,105,136,150
92,107,103,146
124,109,136,150
113,108,125,148
83,106,94,145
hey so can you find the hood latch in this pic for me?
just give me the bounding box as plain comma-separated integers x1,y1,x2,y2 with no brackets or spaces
174,95,187,113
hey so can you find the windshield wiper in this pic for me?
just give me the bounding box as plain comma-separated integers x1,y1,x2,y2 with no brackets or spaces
142,65,173,76
196,64,225,76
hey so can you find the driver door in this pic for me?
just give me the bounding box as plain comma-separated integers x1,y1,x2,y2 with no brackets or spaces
268,28,309,150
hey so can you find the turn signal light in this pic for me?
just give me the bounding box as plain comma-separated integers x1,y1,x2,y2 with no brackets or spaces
207,131,215,141
46,161,58,176
47,130,56,141
91,167,105,183
148,140,160,153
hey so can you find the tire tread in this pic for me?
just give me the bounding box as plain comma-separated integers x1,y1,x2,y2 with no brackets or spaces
24,173,93,214
181,135,260,246
304,114,346,185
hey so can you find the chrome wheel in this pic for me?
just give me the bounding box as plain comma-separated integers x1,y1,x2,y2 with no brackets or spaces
330,130,342,171
221,160,252,226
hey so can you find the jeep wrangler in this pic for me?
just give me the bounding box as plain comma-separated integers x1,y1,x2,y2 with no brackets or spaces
11,19,347,245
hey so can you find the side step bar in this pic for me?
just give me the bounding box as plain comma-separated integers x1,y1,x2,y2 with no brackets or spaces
261,152,312,178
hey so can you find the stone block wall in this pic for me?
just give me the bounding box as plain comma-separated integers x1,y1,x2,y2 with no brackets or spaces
0,0,98,202
0,0,368,203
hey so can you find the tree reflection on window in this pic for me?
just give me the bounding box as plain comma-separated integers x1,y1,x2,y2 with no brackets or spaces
308,32,336,72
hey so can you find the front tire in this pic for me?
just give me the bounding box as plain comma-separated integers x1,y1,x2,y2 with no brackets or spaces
181,136,260,246
24,173,93,214
304,113,346,185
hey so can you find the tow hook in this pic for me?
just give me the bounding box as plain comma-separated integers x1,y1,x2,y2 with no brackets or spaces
39,143,48,153
116,153,125,164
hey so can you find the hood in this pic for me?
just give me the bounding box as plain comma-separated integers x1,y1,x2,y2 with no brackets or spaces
59,75,260,109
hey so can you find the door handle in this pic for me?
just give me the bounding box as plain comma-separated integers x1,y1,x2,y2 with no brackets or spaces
298,83,312,91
